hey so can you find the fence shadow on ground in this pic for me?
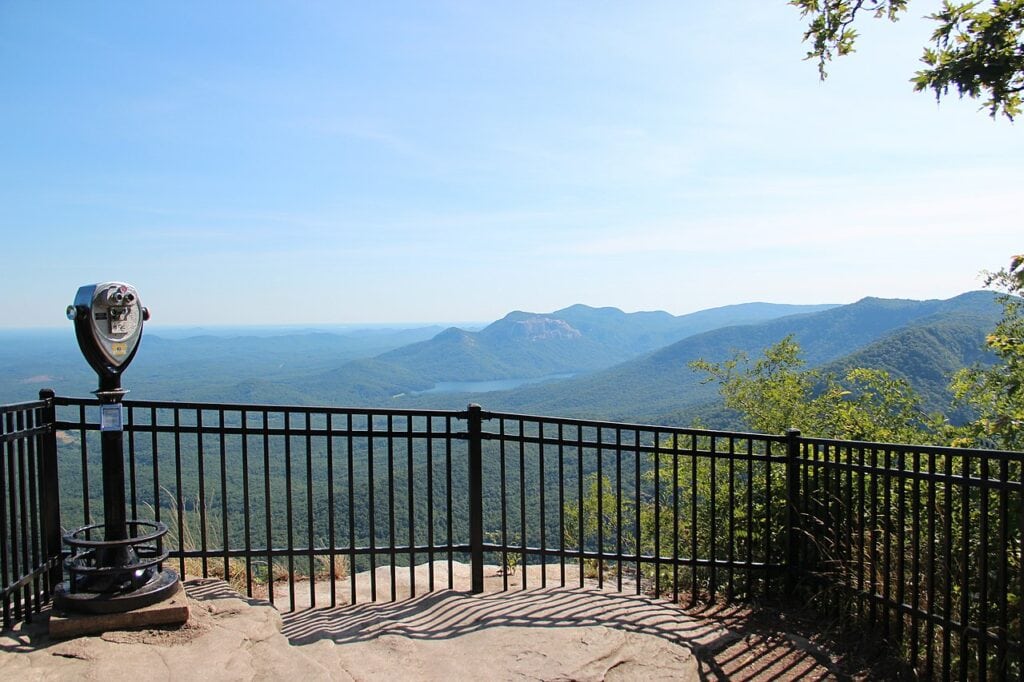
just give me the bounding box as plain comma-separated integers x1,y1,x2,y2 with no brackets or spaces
280,585,851,680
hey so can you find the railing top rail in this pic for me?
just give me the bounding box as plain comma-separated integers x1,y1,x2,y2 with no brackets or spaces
0,398,48,417
479,408,789,443
8,394,1020,457
797,434,1024,460
51,395,471,420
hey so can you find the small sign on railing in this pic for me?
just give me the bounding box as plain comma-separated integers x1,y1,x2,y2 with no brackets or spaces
100,404,123,432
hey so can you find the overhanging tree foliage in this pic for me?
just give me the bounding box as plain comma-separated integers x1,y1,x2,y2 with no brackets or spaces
952,254,1024,449
792,0,1024,119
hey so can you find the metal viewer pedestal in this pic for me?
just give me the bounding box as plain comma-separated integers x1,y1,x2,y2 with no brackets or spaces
55,282,184,622
53,383,181,615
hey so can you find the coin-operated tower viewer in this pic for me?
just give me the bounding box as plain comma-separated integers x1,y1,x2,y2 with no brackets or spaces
56,282,182,615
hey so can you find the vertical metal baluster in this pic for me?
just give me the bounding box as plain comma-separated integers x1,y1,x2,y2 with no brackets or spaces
1,412,10,629
387,414,396,602
539,420,546,588
80,404,89,528
326,412,336,608
882,447,892,642
445,415,453,590
16,410,31,617
26,408,41,615
597,426,603,590
763,437,773,599
520,420,527,590
925,449,936,679
558,422,565,588
845,445,854,620
150,406,160,533
6,412,21,620
500,418,508,592
911,448,922,673
407,415,415,598
942,450,953,675
261,409,273,608
220,409,230,591
427,416,435,592
284,411,295,611
174,409,185,579
797,440,810,598
843,438,851,614
869,446,879,630
127,406,137,520
673,434,679,603
38,394,62,603
616,426,622,593
368,414,377,601
709,435,717,600
978,453,989,679
959,453,970,679
306,411,315,609
896,448,907,649
1017,456,1023,681
727,436,735,600
996,457,1009,677
691,433,698,605
347,412,357,605
745,438,753,599
577,425,584,589
654,429,661,598
633,428,640,596
821,443,832,611
197,408,208,578
467,406,483,595
241,409,253,597
858,445,867,623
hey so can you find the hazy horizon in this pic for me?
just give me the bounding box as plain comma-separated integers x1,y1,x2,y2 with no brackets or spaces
0,297,853,333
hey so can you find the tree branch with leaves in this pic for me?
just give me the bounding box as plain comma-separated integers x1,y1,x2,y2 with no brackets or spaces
792,0,1024,119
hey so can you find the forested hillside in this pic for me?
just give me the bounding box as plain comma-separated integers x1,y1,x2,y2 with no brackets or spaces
432,292,1003,425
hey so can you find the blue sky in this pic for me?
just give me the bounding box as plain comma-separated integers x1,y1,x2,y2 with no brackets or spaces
1,1,1021,328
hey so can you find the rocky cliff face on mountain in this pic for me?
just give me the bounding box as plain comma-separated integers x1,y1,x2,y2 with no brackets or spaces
506,317,582,341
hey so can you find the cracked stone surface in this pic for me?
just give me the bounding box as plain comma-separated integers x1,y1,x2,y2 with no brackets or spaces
0,575,707,681
0,581,341,681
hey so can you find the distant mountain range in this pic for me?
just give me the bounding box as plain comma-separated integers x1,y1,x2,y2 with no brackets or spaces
0,294,1004,428
390,292,1003,425
296,302,838,402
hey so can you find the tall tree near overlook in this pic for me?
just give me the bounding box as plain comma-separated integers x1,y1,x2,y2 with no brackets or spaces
792,0,1024,119
951,255,1024,449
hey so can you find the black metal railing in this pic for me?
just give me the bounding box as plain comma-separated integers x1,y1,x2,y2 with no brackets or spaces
2,391,1022,679
476,411,788,603
0,390,61,630
793,436,1024,679
49,396,473,611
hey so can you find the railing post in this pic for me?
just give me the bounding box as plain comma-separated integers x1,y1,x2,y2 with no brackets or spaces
467,404,484,594
38,389,63,593
784,428,801,597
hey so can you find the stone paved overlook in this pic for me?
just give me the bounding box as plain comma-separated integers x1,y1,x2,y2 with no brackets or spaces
0,565,858,680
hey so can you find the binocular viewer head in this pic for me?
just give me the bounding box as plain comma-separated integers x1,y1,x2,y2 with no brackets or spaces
67,282,150,382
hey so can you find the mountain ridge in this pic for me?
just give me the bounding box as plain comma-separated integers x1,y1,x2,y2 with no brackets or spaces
393,291,1003,425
